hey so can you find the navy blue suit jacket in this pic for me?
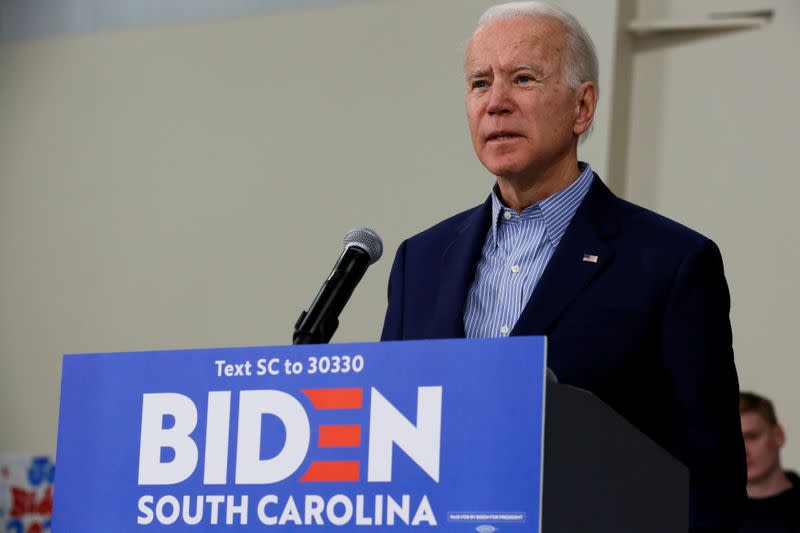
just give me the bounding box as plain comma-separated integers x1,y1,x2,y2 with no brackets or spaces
381,176,746,531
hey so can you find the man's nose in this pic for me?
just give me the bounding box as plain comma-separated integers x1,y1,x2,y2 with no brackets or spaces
487,81,513,115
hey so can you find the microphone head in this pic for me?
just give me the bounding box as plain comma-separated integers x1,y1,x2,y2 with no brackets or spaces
343,227,383,265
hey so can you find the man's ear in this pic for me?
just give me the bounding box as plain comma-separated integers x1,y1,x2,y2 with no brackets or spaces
573,81,597,136
774,424,787,448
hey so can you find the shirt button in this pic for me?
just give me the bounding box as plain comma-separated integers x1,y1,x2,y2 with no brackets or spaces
503,211,512,220
511,265,520,274
500,325,510,335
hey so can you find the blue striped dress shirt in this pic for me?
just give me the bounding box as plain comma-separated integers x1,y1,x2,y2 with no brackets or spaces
464,162,595,338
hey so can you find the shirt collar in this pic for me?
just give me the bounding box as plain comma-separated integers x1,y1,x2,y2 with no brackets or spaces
489,161,595,247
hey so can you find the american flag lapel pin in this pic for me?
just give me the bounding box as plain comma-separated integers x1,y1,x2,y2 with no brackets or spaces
582,253,599,263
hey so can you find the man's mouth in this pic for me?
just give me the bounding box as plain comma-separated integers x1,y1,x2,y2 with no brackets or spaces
486,132,522,142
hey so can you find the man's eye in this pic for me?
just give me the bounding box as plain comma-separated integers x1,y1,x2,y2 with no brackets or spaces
471,80,489,90
515,75,534,83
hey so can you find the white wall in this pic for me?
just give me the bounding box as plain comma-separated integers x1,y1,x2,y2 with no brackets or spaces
0,0,620,455
625,0,800,468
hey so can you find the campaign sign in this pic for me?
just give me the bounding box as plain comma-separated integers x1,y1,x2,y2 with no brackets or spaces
53,336,546,531
0,454,54,532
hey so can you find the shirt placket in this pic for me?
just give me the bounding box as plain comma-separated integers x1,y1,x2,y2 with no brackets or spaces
499,215,521,336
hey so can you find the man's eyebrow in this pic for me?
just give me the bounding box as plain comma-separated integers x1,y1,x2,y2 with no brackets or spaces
513,63,544,74
467,64,545,79
467,68,490,79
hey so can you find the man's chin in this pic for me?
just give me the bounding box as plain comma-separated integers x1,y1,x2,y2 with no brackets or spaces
480,153,548,182
482,160,528,180
746,467,774,485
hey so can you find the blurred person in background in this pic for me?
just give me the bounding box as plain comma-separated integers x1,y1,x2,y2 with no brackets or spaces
739,391,800,533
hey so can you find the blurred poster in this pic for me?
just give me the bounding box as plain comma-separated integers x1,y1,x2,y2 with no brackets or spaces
0,454,54,533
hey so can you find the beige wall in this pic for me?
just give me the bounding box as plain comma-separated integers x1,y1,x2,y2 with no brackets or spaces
9,0,796,475
624,0,800,468
0,0,619,455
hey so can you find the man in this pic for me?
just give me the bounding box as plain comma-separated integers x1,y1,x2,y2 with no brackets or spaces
739,392,800,533
381,2,746,531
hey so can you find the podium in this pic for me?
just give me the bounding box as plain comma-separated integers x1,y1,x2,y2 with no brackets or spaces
52,337,688,532
543,383,688,532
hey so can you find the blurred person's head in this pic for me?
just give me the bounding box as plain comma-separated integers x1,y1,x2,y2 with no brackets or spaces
740,392,786,486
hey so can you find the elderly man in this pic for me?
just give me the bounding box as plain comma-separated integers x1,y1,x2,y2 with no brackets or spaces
381,1,746,531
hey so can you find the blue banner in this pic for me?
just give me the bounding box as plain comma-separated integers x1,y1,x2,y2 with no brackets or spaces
53,337,546,531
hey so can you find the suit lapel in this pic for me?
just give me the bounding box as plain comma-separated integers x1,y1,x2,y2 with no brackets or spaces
512,178,621,335
427,197,493,339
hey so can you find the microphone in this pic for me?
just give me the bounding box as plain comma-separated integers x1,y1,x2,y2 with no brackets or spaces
293,227,383,345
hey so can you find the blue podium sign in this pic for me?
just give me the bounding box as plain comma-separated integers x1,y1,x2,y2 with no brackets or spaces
53,337,547,531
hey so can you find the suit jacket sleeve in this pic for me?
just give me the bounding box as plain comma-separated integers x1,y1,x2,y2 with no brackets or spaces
660,238,746,531
381,240,407,341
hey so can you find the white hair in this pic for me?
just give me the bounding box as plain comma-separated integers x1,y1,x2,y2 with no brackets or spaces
476,1,599,91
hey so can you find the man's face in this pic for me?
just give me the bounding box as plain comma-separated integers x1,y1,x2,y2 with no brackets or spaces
465,16,589,181
741,411,785,483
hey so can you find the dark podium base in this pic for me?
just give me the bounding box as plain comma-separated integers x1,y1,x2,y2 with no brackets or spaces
542,384,688,533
